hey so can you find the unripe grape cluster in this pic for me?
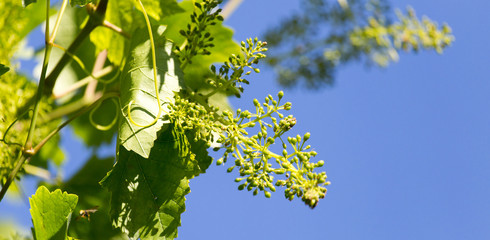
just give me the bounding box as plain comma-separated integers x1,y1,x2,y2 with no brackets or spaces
169,34,329,208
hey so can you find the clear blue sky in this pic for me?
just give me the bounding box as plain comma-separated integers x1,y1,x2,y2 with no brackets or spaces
2,0,490,239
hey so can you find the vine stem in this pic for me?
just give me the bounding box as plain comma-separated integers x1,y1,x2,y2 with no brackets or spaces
25,0,68,150
52,66,114,99
0,0,63,202
0,92,119,202
85,50,108,101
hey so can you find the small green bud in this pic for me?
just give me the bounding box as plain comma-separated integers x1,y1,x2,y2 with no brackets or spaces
284,102,292,110
253,188,258,196
253,98,260,107
316,160,325,167
227,166,234,172
216,158,224,165
238,184,245,190
235,178,243,182
304,132,311,141
254,68,260,73
264,191,271,198
277,91,284,99
282,149,288,157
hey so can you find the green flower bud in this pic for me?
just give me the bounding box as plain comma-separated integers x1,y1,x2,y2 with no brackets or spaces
264,191,271,198
253,188,258,196
253,98,260,107
316,160,324,167
238,184,245,190
277,91,284,99
304,132,311,141
282,149,288,157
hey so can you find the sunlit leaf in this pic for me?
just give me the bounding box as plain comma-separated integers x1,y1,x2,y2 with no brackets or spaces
101,126,211,239
135,0,184,21
29,186,78,240
119,27,184,158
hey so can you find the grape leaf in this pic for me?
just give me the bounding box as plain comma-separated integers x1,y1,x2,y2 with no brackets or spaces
119,27,184,158
29,186,78,240
136,0,184,22
101,126,211,239
0,64,9,76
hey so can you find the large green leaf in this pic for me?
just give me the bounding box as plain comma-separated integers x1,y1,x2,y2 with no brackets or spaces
101,126,211,239
29,186,78,240
119,27,184,158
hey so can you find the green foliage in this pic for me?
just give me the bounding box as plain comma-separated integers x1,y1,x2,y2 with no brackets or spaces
44,155,125,239
161,0,241,90
349,7,454,66
101,125,211,239
264,0,454,88
29,186,78,240
70,0,92,7
0,0,453,238
119,27,183,158
0,73,62,184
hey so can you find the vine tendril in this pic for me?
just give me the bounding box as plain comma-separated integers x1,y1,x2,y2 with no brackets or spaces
0,110,33,147
127,0,162,128
89,97,119,131
51,43,120,84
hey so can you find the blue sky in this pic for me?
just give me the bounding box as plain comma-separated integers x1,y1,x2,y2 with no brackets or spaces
2,0,490,239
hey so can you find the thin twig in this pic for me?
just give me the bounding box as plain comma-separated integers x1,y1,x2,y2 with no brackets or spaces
103,20,131,39
0,92,119,201
85,50,107,101
52,66,114,99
